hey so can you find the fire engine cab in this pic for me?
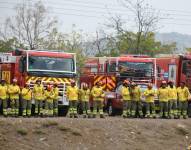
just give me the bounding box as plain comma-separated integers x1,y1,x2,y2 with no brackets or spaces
0,49,77,115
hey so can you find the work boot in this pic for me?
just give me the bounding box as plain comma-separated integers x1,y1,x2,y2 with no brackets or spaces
122,114,127,118
100,114,105,118
74,114,78,118
69,114,73,118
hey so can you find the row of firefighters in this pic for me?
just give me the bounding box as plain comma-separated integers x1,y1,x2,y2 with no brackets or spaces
0,78,190,119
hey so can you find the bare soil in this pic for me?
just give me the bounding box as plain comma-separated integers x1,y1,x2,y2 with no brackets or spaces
0,117,191,150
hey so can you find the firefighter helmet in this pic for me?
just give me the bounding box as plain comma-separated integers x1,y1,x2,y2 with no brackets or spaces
123,80,130,84
148,83,153,88
161,80,167,84
13,78,17,83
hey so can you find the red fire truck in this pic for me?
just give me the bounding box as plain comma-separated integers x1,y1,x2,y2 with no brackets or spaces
0,49,77,115
80,55,157,115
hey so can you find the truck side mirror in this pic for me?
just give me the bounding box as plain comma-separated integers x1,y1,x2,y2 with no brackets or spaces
19,56,26,73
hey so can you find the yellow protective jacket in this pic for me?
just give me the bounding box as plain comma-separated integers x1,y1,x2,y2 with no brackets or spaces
168,86,177,100
144,89,155,103
8,84,20,100
177,87,190,101
33,84,44,100
53,87,59,100
157,87,169,102
66,86,79,101
0,85,8,100
80,89,90,102
21,88,32,101
131,86,141,101
91,86,105,101
121,86,131,101
45,90,55,103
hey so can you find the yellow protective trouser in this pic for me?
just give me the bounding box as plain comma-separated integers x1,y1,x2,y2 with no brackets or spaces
82,101,91,115
93,100,103,115
35,100,43,115
122,100,132,117
22,99,31,116
131,101,143,117
0,99,8,116
168,99,178,117
160,101,168,117
10,99,19,116
178,101,188,117
45,101,53,116
69,101,78,116
145,102,156,117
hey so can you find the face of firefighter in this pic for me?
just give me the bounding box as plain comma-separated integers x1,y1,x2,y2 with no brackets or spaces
169,82,174,88
71,82,76,87
124,83,128,87
161,83,166,88
180,82,185,88
37,81,41,86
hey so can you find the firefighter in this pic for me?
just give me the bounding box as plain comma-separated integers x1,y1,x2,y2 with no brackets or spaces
131,82,143,118
144,83,156,118
168,81,178,119
53,83,59,116
8,79,20,117
91,81,105,118
33,79,45,116
158,80,169,118
177,82,190,119
66,80,79,118
0,79,8,116
44,84,55,117
120,80,131,118
21,84,32,117
80,83,91,118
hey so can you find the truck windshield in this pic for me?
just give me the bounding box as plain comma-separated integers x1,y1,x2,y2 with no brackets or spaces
118,61,153,77
28,56,74,73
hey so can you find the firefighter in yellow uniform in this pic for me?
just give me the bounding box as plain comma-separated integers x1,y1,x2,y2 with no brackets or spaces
157,81,169,118
8,79,20,117
44,85,55,117
120,80,131,118
91,81,105,118
53,83,59,116
21,84,32,117
33,79,45,116
177,82,190,119
144,83,156,118
131,82,143,118
66,80,79,118
80,83,91,118
168,81,178,119
0,80,8,116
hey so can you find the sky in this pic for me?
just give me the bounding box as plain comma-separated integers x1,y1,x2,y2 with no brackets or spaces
0,0,191,36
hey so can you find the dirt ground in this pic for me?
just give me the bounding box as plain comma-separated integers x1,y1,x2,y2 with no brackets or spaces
0,117,191,150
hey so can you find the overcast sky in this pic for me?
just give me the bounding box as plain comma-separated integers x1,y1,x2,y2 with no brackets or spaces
0,0,191,35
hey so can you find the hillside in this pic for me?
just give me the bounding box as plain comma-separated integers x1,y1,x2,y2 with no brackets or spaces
0,117,191,150
156,32,191,51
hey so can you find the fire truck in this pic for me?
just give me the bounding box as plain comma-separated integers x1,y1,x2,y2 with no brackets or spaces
80,55,157,115
0,49,77,116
